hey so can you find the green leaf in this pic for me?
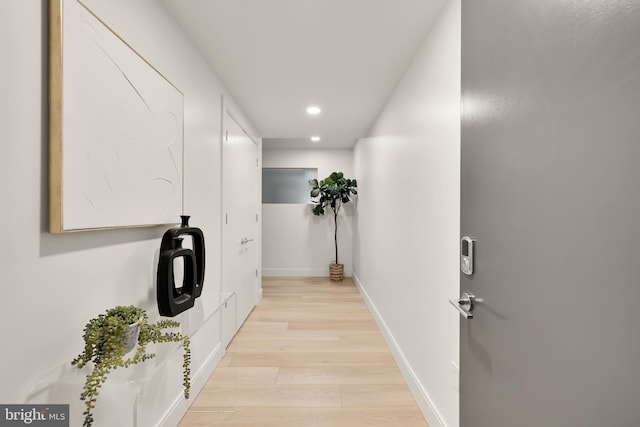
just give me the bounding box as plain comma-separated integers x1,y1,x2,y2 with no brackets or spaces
310,172,358,222
308,178,318,187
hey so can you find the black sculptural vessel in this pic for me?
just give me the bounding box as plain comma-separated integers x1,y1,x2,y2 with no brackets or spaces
157,215,206,317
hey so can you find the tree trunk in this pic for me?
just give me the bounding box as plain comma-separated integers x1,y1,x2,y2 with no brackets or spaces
333,208,338,263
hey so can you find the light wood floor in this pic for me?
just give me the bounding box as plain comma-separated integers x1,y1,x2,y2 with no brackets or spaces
179,277,429,427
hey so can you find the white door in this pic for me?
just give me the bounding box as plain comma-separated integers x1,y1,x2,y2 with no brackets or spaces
222,109,259,331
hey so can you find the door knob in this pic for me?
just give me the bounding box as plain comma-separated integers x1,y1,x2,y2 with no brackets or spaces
449,293,478,319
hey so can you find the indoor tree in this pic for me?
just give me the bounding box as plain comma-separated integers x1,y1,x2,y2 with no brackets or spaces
309,171,357,279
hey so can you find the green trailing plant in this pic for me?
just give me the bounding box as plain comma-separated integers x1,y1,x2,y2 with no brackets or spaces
309,171,358,264
71,305,191,427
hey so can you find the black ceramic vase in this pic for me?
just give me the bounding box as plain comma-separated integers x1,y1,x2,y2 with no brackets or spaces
157,215,206,317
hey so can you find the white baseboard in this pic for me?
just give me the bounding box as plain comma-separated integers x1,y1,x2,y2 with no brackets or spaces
352,273,447,427
262,268,352,277
158,342,223,427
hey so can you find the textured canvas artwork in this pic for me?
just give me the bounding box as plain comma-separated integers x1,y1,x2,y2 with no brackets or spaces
50,0,184,232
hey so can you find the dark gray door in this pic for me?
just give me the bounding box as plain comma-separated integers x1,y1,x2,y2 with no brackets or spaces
459,1,640,426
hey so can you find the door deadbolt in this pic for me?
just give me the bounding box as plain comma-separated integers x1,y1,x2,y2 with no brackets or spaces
461,236,476,275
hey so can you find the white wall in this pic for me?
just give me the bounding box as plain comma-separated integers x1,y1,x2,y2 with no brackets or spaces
353,1,461,426
0,1,258,425
262,148,354,277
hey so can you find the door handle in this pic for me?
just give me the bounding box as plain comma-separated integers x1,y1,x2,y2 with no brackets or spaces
449,293,478,319
240,237,254,245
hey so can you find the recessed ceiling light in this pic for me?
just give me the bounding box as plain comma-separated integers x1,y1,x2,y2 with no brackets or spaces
311,136,321,142
306,106,321,115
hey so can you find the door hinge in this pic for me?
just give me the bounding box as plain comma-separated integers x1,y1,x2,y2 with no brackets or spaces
225,130,228,141
256,158,259,167
256,269,258,277
225,213,228,224
256,213,259,222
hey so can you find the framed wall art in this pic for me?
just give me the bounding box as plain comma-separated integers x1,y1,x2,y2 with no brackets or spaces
49,0,184,233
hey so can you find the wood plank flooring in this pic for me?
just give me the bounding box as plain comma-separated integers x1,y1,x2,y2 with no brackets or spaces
179,277,429,427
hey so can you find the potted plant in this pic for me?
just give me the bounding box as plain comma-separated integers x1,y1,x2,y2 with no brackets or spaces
71,305,191,427
309,171,358,281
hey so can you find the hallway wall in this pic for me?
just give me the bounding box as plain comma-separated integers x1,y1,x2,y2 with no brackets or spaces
352,1,461,426
0,1,257,424
262,148,354,277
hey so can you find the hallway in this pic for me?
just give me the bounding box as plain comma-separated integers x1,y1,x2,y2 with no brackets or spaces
179,277,428,426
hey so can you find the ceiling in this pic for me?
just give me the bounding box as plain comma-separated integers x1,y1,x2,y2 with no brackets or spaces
160,0,448,149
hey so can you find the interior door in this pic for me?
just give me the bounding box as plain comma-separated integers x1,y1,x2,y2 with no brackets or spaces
458,1,640,426
222,109,259,331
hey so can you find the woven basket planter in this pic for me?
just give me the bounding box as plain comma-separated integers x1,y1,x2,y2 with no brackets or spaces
329,263,344,282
